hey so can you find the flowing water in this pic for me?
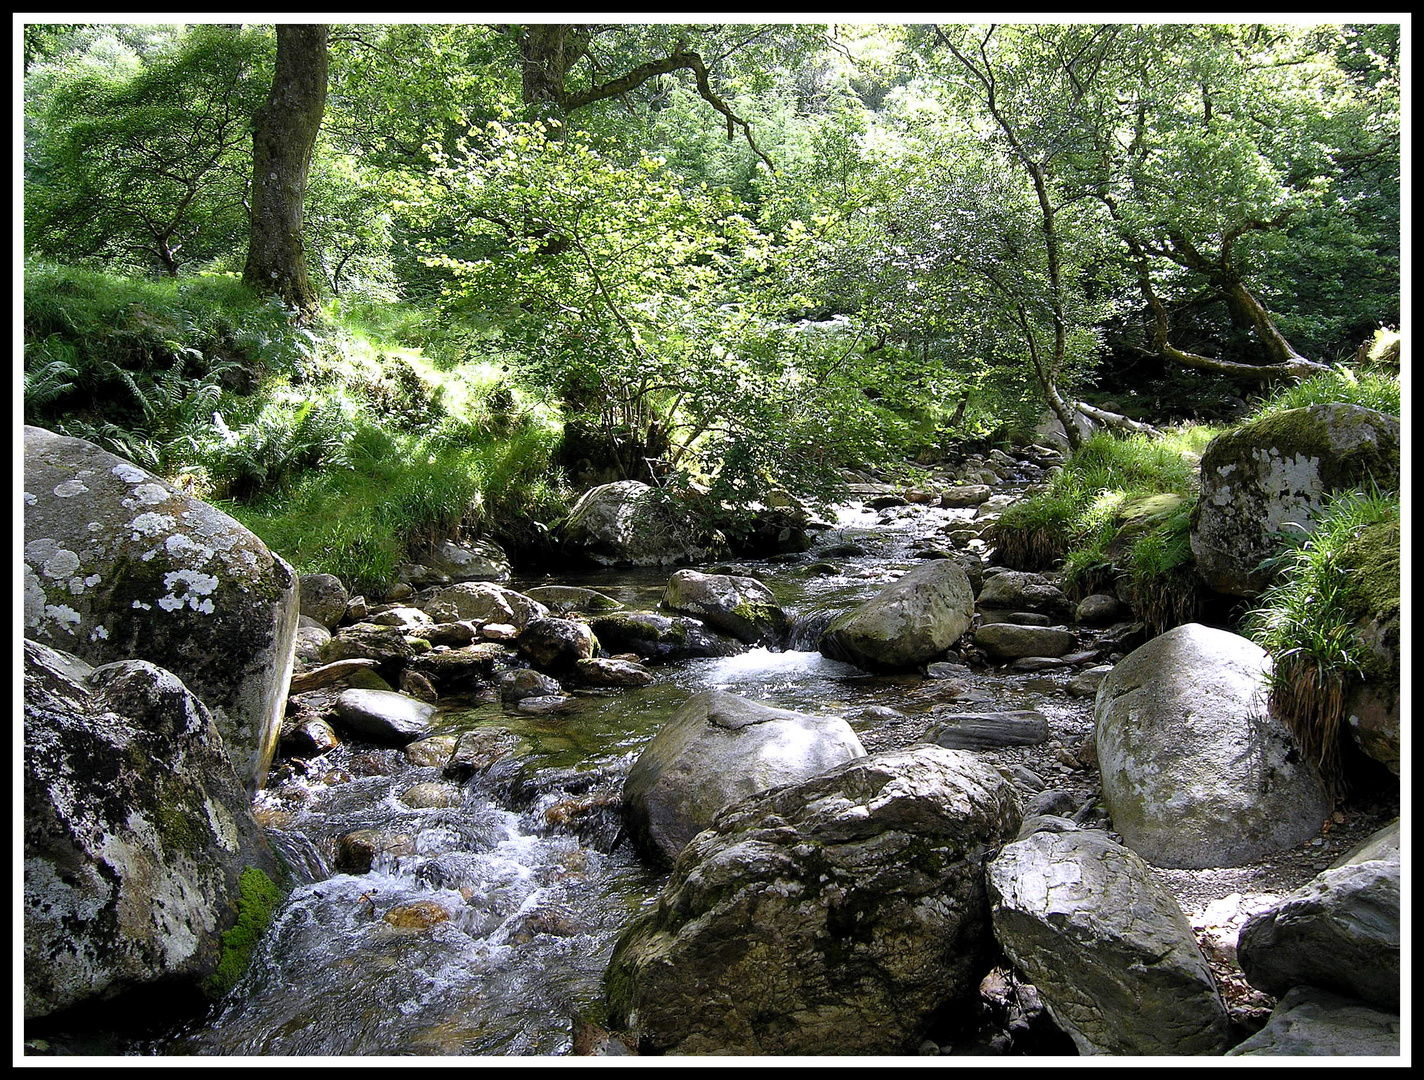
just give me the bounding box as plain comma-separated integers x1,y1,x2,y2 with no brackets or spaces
143,495,1075,1056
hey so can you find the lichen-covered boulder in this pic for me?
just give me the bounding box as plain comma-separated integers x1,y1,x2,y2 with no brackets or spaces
606,746,1022,1054
1190,403,1400,596
561,481,704,567
819,560,974,671
621,691,866,865
662,569,787,646
23,425,298,789
1094,623,1330,868
987,823,1231,1055
23,640,281,1018
1236,859,1400,1011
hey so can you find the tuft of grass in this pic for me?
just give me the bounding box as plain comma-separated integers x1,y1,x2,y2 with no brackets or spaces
1248,366,1400,421
1244,488,1401,802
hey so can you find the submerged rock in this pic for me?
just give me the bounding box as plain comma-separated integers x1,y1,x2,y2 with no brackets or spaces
606,746,1021,1054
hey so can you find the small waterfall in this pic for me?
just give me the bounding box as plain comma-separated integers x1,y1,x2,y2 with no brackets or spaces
785,606,842,652
265,828,331,886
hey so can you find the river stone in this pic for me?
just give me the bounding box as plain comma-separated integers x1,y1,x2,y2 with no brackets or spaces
662,569,787,646
1066,664,1113,698
332,689,437,745
621,690,866,866
398,782,463,809
23,425,299,790
1075,593,1122,626
320,623,413,666
1094,623,1330,869
335,828,416,873
423,582,549,629
819,559,974,671
1190,403,1400,596
424,621,478,647
925,710,1050,750
518,617,597,672
24,640,280,1019
987,825,1231,1055
562,480,705,567
940,484,992,508
298,573,349,630
525,585,624,615
976,571,1071,618
403,734,459,768
1333,818,1399,868
370,605,435,632
573,657,656,688
589,611,741,662
294,624,331,664
974,623,1076,660
426,538,511,583
408,642,511,693
1236,859,1400,1010
1225,986,1400,1056
500,667,563,702
606,746,1022,1055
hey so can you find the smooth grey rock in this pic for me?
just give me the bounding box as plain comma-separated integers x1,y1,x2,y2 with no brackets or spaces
1226,986,1400,1056
320,622,413,667
662,569,787,646
976,571,1071,618
606,746,1022,1054
820,560,974,671
988,827,1230,1055
940,484,992,508
1332,818,1400,868
1094,623,1330,868
1190,403,1400,596
621,690,866,865
974,623,1076,660
332,689,437,745
23,641,279,1018
499,668,562,702
1066,664,1113,698
572,657,656,688
1237,859,1400,1010
370,605,435,632
23,425,298,789
1075,593,1122,626
298,572,349,630
926,710,1050,750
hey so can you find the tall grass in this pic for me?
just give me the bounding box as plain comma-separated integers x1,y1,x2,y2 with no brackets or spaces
1248,366,1400,420
1244,489,1400,801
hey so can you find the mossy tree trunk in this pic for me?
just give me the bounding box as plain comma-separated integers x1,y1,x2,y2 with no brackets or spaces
242,24,328,314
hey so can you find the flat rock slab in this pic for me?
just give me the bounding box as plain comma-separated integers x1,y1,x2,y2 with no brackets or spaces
332,689,437,745
925,710,1050,750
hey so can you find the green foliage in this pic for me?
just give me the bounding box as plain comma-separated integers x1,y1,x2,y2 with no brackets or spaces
1245,488,1400,799
1247,366,1400,420
25,25,268,276
991,428,1216,632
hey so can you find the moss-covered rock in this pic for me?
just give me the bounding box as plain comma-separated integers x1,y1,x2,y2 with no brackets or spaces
1339,519,1401,773
662,569,788,646
1189,404,1399,596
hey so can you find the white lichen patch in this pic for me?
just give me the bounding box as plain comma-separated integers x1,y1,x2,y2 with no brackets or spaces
53,479,89,498
164,533,214,563
85,575,101,587
25,491,37,505
111,463,148,484
41,549,82,580
24,565,47,627
129,483,170,507
26,538,61,563
156,569,221,613
130,512,176,539
90,625,109,642
44,604,82,633
132,600,153,610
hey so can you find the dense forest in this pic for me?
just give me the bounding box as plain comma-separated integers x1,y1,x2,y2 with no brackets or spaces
22,22,1403,1057
23,22,1400,573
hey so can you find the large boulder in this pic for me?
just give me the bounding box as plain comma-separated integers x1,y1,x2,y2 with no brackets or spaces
621,691,866,865
1190,403,1400,596
662,569,787,646
605,747,1022,1054
819,560,974,671
517,617,597,673
1094,623,1331,868
1236,859,1400,1011
987,823,1231,1055
23,425,299,789
424,538,511,583
24,640,281,1018
1225,987,1400,1056
562,481,704,567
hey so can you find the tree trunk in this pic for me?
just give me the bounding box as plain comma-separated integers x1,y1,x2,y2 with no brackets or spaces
243,24,328,313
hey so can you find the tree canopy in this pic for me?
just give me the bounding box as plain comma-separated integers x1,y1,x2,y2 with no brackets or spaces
23,20,1402,499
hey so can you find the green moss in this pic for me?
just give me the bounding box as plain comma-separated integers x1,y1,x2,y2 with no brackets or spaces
1342,519,1400,621
1228,405,1400,493
203,866,283,998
